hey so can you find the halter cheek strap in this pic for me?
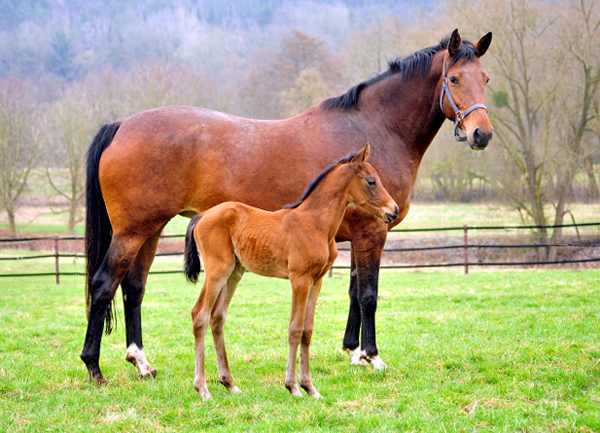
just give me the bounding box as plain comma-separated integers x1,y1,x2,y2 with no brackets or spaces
440,56,487,142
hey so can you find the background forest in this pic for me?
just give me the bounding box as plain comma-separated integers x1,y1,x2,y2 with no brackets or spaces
0,0,598,238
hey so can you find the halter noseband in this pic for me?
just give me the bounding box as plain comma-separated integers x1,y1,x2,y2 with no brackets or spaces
440,55,487,142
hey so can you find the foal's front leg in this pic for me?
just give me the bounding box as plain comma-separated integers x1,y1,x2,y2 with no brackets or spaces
298,278,324,398
285,274,312,397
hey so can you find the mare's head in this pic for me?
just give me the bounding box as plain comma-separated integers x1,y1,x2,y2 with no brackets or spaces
440,29,493,150
347,145,399,223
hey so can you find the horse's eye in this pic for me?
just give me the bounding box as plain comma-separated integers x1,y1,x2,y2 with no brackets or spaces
449,76,459,85
486,77,491,84
366,178,377,187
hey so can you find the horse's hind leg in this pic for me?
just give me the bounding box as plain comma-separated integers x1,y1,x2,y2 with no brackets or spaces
80,234,146,382
210,261,245,394
122,229,163,378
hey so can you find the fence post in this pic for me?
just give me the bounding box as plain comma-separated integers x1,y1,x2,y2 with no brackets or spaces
54,235,60,285
463,224,469,275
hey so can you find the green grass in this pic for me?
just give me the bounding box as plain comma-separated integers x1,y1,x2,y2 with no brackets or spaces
1,269,599,431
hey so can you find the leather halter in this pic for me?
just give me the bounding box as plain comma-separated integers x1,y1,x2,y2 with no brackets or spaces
440,55,487,142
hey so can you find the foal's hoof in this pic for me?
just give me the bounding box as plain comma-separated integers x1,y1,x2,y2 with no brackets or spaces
286,385,303,398
196,388,213,400
229,385,242,394
140,368,158,379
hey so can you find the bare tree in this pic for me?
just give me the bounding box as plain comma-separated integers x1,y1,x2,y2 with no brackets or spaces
0,78,40,234
45,83,100,235
242,28,344,119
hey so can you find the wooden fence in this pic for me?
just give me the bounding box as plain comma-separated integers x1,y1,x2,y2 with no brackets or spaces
1,222,599,283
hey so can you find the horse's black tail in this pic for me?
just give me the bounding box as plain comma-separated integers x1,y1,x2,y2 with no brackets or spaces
85,122,121,335
184,214,203,284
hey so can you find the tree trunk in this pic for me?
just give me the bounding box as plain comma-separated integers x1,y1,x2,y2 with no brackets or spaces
583,156,599,201
68,201,77,236
7,208,16,234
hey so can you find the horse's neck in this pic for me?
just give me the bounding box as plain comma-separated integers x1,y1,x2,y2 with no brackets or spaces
294,167,353,239
357,59,445,159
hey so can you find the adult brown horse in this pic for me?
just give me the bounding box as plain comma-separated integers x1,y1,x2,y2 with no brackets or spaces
81,29,493,382
184,145,398,399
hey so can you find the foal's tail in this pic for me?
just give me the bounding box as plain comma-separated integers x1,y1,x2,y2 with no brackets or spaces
184,214,203,284
85,122,121,335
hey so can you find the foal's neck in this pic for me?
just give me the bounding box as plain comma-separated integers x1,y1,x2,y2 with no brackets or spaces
293,165,354,240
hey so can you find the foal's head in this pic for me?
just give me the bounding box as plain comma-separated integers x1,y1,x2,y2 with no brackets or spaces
346,145,399,224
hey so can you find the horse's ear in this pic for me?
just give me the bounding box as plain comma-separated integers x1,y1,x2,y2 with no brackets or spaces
448,29,462,57
351,144,370,168
475,32,492,57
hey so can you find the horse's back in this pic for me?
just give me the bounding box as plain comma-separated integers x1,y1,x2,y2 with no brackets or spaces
97,106,333,236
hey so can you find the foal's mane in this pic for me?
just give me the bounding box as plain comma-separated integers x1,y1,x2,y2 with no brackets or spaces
283,151,358,210
323,34,481,110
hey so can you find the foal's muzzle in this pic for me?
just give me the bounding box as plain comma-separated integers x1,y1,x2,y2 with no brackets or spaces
384,206,400,223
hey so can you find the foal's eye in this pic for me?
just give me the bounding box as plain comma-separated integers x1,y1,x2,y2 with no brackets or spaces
486,77,491,84
366,178,377,187
449,76,459,85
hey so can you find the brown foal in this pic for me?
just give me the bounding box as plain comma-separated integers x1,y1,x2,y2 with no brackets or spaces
184,145,398,399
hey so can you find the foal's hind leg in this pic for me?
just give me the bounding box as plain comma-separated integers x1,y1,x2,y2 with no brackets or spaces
122,229,163,378
192,267,234,400
80,234,146,382
210,261,245,394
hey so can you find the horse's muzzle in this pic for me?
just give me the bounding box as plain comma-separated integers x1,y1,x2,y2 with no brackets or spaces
469,128,493,150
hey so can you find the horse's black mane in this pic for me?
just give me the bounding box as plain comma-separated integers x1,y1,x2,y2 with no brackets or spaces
283,151,358,209
323,35,480,110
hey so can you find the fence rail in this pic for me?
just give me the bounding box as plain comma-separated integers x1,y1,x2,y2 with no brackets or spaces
1,222,599,281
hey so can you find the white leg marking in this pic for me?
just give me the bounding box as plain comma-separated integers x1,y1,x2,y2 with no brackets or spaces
346,347,368,367
365,354,388,371
126,344,157,378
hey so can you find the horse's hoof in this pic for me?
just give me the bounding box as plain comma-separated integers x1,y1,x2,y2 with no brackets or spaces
346,347,367,367
367,355,388,371
229,386,242,394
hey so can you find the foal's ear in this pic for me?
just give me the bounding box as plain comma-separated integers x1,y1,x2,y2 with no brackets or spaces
448,29,462,57
351,144,370,168
475,32,492,57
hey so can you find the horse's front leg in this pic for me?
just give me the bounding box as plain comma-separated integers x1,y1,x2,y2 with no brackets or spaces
298,278,324,398
343,222,388,370
342,247,369,367
285,274,312,397
122,230,163,379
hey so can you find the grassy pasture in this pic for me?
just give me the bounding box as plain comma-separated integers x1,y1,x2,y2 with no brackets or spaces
1,269,599,432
